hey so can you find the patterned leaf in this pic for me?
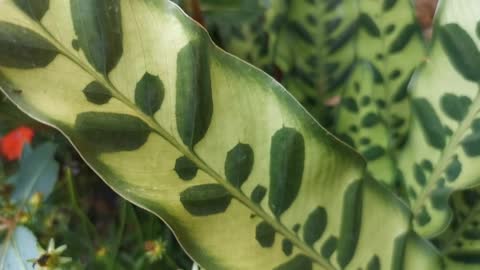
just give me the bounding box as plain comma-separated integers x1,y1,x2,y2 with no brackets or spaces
433,188,480,268
398,0,480,237
0,0,441,269
331,0,426,189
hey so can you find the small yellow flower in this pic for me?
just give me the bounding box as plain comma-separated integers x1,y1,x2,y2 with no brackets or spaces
144,239,166,263
29,238,72,270
96,246,107,258
17,211,30,224
29,192,43,210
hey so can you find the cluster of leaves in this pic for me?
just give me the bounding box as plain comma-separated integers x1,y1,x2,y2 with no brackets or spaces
2,0,480,269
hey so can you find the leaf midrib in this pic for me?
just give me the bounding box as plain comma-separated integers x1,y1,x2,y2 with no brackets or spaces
23,10,336,270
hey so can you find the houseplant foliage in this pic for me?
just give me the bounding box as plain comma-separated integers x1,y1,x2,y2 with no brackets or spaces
0,0,480,269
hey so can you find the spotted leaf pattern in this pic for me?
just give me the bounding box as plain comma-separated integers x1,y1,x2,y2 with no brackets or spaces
433,188,480,269
331,0,426,189
0,0,441,269
398,1,480,238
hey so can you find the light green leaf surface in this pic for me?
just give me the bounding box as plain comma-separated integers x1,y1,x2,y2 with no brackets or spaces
398,0,480,237
0,226,39,270
0,0,441,269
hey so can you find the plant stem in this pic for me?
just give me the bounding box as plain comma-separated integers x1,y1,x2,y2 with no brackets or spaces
65,165,96,252
108,199,127,270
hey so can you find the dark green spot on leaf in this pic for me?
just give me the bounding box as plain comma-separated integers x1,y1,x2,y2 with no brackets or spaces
180,184,231,216
174,156,198,181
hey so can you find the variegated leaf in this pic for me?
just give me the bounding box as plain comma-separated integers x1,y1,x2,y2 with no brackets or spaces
0,0,441,269
330,0,426,189
433,188,480,268
398,0,480,237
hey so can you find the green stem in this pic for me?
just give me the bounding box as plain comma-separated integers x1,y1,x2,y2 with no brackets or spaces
108,199,127,270
65,165,96,251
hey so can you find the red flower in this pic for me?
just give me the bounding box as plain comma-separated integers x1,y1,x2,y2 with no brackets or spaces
0,126,34,161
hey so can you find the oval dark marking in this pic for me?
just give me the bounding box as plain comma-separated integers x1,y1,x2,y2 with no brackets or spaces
416,207,431,226
337,181,363,268
0,22,58,69
360,137,371,145
431,187,451,210
321,235,337,260
421,159,433,172
389,69,402,80
179,184,231,216
135,72,165,116
385,24,396,35
251,185,267,204
282,239,293,256
225,143,254,188
82,81,112,105
367,255,380,270
327,23,358,54
292,224,301,233
383,0,397,11
71,0,123,74
174,156,198,181
342,97,359,112
13,0,49,20
362,113,380,127
473,119,480,131
441,94,472,122
392,73,413,103
414,164,426,186
446,156,461,182
274,255,312,270
439,23,480,82
287,20,315,45
413,98,446,149
361,96,371,106
74,112,150,152
389,24,416,54
326,17,342,34
176,41,213,149
303,207,327,246
269,127,305,217
325,0,341,12
362,146,386,161
359,13,381,37
255,221,275,247
462,130,480,156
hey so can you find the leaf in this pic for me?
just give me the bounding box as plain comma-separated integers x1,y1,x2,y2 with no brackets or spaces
219,0,328,121
0,226,39,270
0,0,442,269
398,0,480,237
330,0,426,189
433,188,480,267
9,142,59,203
